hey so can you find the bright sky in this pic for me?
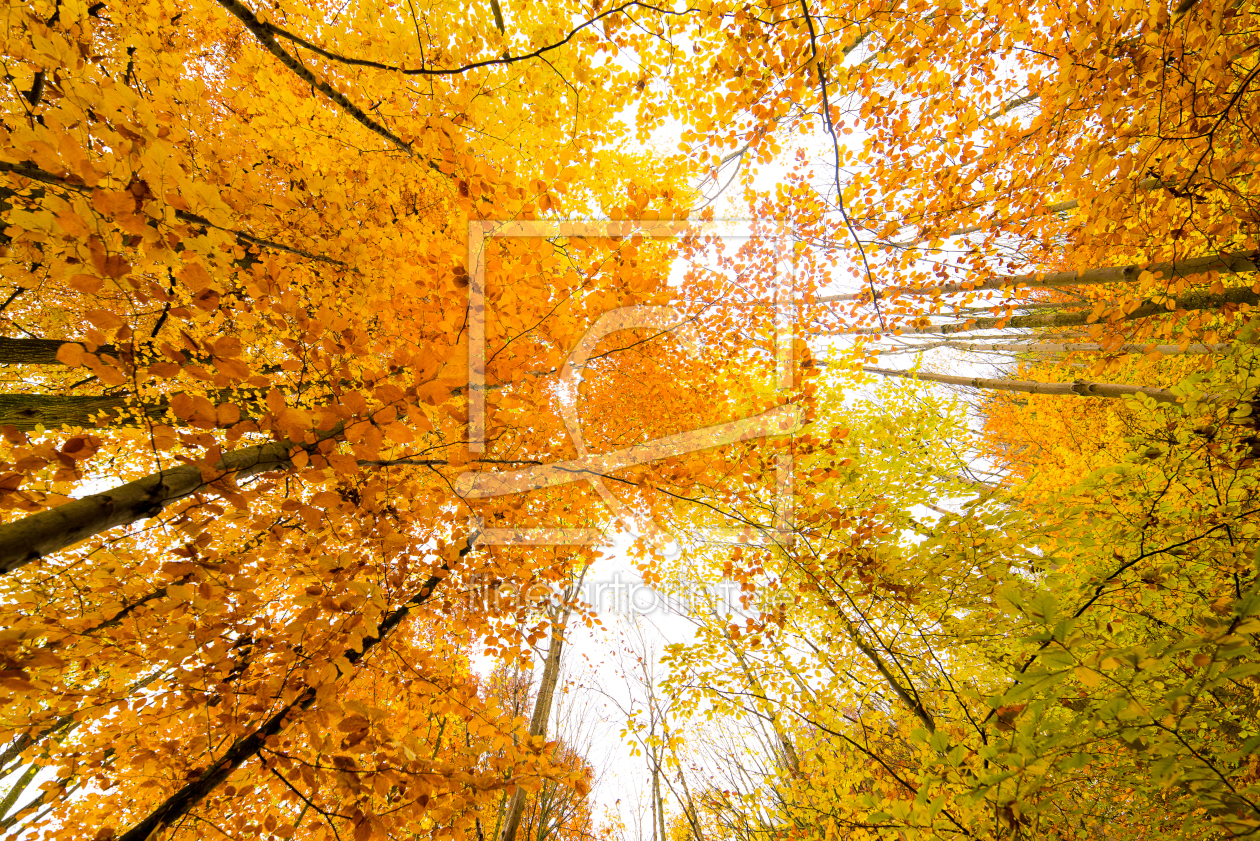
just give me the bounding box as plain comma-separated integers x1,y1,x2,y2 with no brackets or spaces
517,106,846,834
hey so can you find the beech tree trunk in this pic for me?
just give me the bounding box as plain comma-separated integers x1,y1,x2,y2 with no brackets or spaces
719,627,802,775
498,598,574,841
864,366,1187,403
0,337,95,365
0,439,293,574
113,536,477,841
897,340,1230,355
820,248,1259,303
833,281,1260,336
0,394,161,431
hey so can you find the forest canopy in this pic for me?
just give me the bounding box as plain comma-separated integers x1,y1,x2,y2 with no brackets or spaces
1,0,1258,839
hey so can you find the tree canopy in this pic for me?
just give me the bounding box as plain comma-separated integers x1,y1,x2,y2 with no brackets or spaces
1,0,1258,839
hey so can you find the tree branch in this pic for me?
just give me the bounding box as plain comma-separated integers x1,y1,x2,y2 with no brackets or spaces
111,535,477,841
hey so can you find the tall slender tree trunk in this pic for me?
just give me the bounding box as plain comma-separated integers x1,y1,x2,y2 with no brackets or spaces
0,761,41,824
674,767,704,841
653,752,667,841
498,580,581,841
887,340,1230,355
0,668,167,775
718,626,801,775
819,248,1259,303
832,280,1260,336
645,698,664,841
863,365,1191,403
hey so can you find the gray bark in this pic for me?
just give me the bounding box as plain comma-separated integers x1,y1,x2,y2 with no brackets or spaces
819,248,1259,303
498,602,573,841
863,365,1189,404
0,394,160,431
900,340,1230,355
0,439,293,574
832,280,1260,336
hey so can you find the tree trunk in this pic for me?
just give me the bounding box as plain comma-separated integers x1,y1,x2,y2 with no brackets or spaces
833,280,1260,336
654,756,667,841
863,365,1189,403
674,768,704,841
0,337,100,365
819,248,1259,303
0,668,166,775
0,761,41,824
0,438,294,574
893,340,1230,355
498,600,574,841
0,394,161,431
113,536,476,841
644,688,669,841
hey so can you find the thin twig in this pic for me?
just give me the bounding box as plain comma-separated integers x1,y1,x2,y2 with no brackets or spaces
799,0,885,330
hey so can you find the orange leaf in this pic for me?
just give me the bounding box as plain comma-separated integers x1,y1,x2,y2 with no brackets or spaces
214,357,251,380
53,210,91,238
212,336,242,358
216,403,241,426
169,393,197,420
56,343,86,366
177,262,212,289
327,452,359,474
276,406,312,431
91,189,137,216
68,274,104,294
101,255,131,279
193,288,221,311
93,362,130,387
84,309,124,331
